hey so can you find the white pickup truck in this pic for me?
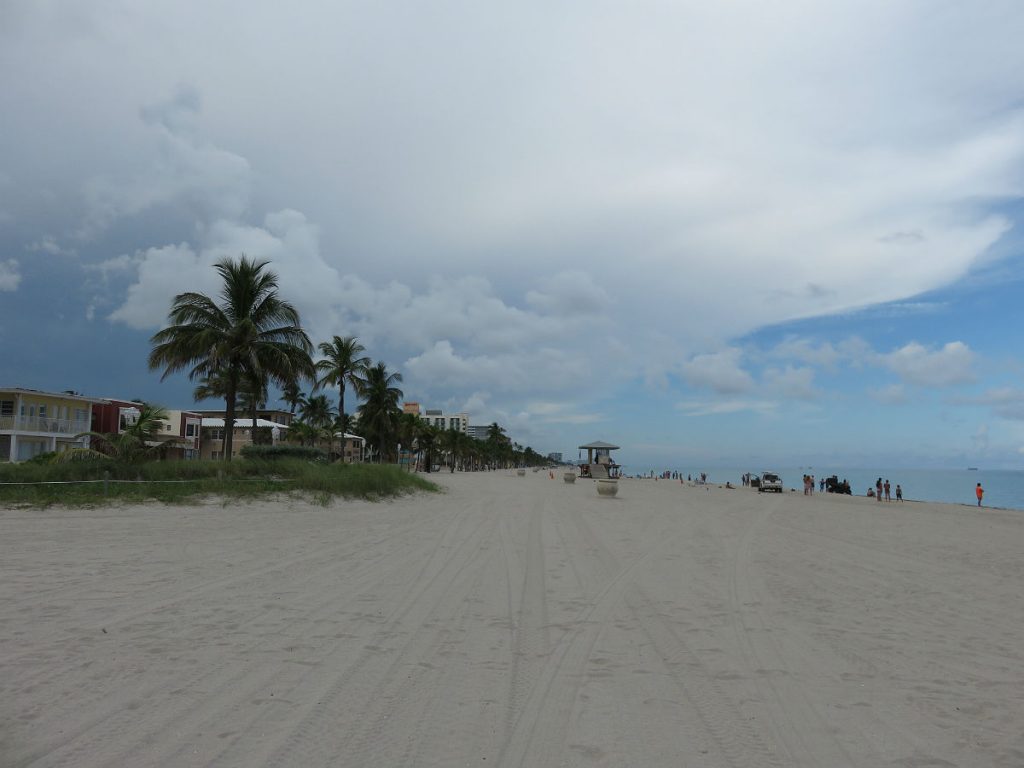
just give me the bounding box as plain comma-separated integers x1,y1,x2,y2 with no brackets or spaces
759,472,783,493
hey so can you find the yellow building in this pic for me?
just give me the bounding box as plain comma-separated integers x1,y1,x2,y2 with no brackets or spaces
0,387,102,462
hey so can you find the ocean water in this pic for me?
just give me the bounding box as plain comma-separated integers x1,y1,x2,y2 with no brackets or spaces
619,466,1024,511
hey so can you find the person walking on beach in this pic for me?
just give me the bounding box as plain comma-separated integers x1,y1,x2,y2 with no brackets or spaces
976,482,984,507
876,478,883,502
884,479,891,501
895,484,903,502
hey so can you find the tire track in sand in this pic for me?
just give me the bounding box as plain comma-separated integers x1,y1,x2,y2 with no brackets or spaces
728,500,859,767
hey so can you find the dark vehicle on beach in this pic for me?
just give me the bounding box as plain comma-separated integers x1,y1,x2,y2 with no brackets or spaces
825,475,852,495
759,472,783,493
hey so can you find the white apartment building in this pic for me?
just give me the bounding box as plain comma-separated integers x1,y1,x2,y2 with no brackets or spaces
421,409,468,433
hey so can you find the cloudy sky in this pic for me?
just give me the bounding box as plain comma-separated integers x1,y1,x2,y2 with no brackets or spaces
2,1,1024,469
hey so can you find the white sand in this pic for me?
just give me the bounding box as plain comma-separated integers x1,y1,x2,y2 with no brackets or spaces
2,473,1022,767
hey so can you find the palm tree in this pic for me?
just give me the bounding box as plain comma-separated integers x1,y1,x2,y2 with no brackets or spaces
334,412,354,437
417,423,439,473
486,422,507,444
438,427,461,472
296,393,334,456
356,361,403,463
238,372,269,429
330,413,355,462
286,420,321,447
396,412,422,471
194,368,268,429
280,378,307,414
148,256,314,460
300,394,336,430
315,336,370,421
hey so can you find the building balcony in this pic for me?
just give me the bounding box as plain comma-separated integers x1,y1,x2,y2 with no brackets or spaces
0,416,92,435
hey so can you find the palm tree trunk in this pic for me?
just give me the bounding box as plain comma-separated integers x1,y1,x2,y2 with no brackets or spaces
224,377,237,461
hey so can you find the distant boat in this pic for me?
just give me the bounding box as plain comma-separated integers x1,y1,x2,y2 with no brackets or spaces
967,467,979,471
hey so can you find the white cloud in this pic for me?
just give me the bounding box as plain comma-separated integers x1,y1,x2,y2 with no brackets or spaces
5,2,1021,374
107,243,210,329
880,341,976,387
521,401,605,424
676,399,777,417
763,365,818,400
972,423,989,453
768,337,841,371
961,388,1024,421
869,384,909,405
26,235,76,256
525,271,610,316
77,86,251,240
0,259,21,291
679,348,754,394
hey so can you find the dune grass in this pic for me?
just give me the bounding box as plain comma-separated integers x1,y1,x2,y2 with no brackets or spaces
0,459,438,508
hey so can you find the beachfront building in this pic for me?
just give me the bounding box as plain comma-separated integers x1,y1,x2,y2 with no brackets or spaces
547,452,563,463
194,408,295,427
424,409,468,432
466,425,491,441
337,433,366,463
0,387,101,462
92,399,202,460
402,403,469,433
199,417,289,460
195,408,296,459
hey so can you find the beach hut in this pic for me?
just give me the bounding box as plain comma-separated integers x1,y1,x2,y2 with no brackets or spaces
578,441,621,478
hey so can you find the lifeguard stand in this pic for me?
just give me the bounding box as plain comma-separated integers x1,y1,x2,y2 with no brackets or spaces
578,441,621,479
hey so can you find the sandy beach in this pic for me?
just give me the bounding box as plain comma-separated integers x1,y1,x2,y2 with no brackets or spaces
2,472,1022,767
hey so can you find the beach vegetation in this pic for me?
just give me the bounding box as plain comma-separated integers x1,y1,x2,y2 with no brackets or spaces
0,458,436,507
239,444,327,461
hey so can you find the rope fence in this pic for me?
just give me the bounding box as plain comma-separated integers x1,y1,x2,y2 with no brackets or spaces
0,476,294,493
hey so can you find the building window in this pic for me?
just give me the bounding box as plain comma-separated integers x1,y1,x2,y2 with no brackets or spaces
17,440,47,461
0,401,12,417
185,423,197,437
75,408,88,422
206,428,224,441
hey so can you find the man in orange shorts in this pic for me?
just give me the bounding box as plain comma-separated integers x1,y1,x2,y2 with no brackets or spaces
976,482,984,507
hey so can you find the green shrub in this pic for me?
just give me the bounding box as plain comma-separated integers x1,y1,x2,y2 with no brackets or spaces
239,444,327,462
0,457,436,507
26,451,59,464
